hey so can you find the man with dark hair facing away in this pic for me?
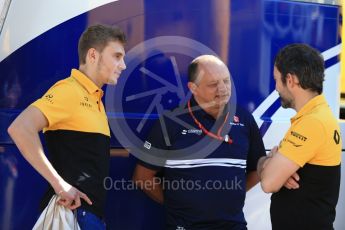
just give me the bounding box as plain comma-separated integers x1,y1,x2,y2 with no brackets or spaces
258,44,341,230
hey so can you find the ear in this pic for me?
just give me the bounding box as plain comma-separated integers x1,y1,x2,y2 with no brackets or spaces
286,73,299,88
86,48,98,64
287,73,300,88
187,82,198,95
291,74,300,86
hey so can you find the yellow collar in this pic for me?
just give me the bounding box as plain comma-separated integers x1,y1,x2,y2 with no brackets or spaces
291,94,326,122
71,69,103,95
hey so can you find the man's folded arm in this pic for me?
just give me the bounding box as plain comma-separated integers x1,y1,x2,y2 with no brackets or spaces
258,152,300,193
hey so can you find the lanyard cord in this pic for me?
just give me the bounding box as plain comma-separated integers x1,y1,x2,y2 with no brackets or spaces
187,100,233,144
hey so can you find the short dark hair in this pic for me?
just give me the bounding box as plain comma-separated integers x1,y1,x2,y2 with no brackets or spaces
275,44,324,94
188,59,199,83
78,24,126,64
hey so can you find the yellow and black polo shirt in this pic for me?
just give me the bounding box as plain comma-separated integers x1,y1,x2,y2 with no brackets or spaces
32,69,110,218
271,94,342,230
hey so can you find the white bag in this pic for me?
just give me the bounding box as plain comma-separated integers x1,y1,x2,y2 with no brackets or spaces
32,195,80,230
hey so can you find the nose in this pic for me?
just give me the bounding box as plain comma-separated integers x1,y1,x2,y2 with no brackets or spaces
217,81,227,93
119,58,126,70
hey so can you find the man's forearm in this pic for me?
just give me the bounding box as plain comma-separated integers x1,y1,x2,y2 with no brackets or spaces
135,178,164,204
257,156,271,179
143,185,164,204
9,124,63,189
7,107,93,209
7,108,65,192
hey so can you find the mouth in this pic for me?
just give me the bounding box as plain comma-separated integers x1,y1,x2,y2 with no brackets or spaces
216,95,229,99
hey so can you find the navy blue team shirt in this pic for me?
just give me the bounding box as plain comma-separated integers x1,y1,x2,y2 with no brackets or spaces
137,96,265,230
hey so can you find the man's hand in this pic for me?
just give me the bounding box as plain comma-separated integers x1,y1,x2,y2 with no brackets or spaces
283,172,300,189
268,146,278,157
54,180,92,210
257,146,279,177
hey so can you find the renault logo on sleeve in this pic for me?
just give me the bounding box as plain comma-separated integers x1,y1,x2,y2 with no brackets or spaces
333,130,340,144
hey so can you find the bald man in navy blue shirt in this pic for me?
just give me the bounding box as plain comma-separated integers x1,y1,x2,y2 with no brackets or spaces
133,55,265,230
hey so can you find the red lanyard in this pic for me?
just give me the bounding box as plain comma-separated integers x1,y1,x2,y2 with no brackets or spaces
187,100,233,144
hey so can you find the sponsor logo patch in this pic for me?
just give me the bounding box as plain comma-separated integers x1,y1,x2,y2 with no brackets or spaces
181,129,202,135
44,94,54,104
290,131,307,141
233,115,239,123
80,102,92,108
283,138,302,147
144,141,151,149
229,121,244,126
229,115,244,126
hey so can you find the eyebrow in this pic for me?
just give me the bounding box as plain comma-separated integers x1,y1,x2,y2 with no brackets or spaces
114,51,124,56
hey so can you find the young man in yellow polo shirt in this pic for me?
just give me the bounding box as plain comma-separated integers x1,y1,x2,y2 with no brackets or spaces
258,44,341,230
7,24,126,229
